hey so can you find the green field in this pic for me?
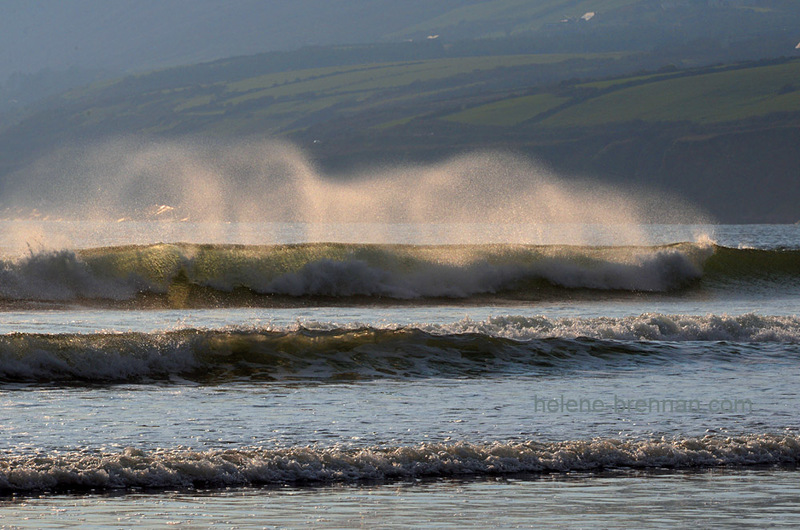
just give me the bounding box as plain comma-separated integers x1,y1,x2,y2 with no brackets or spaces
208,54,623,111
21,49,800,142
438,58,800,129
52,52,631,138
541,60,800,127
444,93,568,126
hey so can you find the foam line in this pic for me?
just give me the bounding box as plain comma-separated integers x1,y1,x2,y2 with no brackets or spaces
2,434,797,492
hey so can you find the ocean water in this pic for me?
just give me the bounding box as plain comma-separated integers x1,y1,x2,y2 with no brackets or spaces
0,222,798,528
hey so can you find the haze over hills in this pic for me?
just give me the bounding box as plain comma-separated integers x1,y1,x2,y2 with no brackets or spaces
2,0,798,91
0,0,461,79
1,0,800,222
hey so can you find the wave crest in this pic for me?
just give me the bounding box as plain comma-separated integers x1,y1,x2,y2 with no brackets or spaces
2,434,798,492
0,242,718,304
0,314,797,383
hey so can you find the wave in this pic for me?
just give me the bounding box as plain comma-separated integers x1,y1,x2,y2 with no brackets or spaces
1,314,798,383
0,242,706,304
0,242,797,306
2,434,798,493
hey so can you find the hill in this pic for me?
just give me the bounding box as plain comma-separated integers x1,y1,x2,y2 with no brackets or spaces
2,0,798,108
1,44,800,222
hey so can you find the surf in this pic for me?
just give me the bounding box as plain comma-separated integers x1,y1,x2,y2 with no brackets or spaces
0,240,799,307
0,314,798,383
0,241,725,306
2,434,798,493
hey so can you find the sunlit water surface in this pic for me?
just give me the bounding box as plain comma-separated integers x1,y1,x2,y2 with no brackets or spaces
0,223,798,527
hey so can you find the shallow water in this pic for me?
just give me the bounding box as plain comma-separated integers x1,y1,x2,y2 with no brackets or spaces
2,470,799,529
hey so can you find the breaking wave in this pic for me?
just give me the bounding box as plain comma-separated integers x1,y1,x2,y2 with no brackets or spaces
1,434,798,493
0,241,796,306
0,241,767,305
0,313,798,383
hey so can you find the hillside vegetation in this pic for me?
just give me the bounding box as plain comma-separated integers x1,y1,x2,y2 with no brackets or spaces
2,0,799,115
444,59,800,128
2,0,800,222
10,49,800,145
4,0,797,84
56,52,626,137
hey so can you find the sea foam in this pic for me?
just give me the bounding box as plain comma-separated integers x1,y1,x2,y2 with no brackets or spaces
1,434,798,492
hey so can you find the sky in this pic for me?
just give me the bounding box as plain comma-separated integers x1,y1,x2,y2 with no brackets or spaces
0,0,462,82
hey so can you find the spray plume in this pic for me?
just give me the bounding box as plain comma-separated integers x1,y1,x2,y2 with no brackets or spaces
1,137,709,250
